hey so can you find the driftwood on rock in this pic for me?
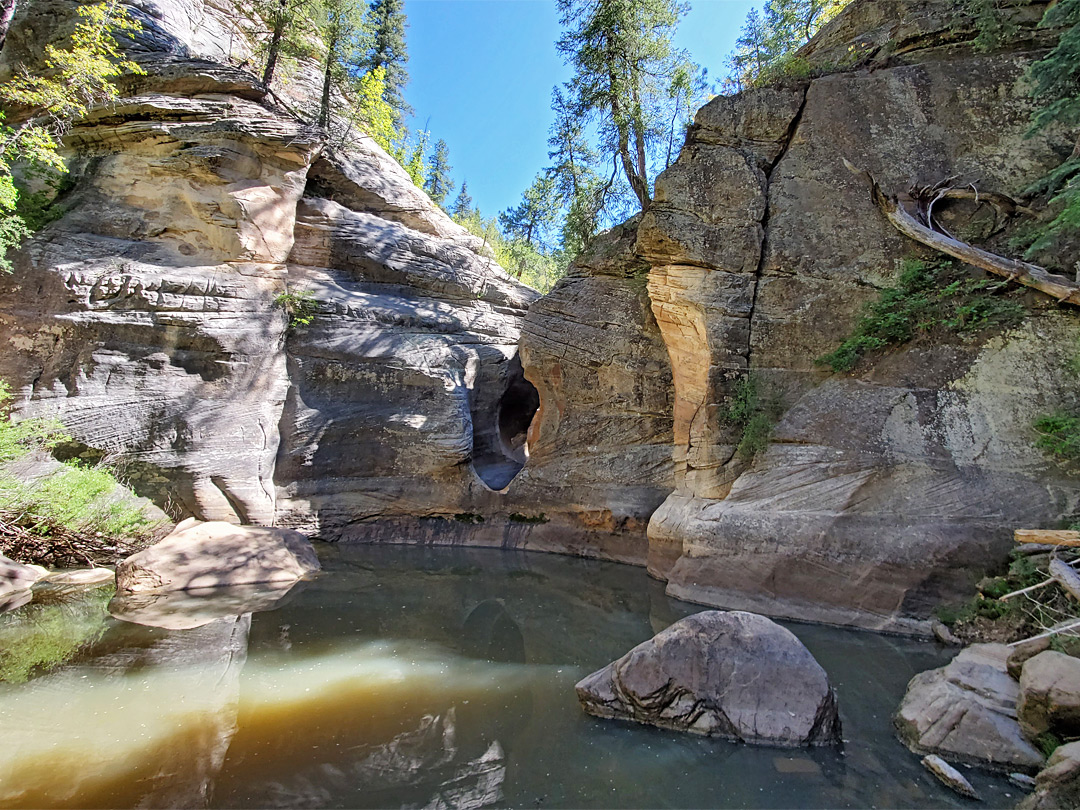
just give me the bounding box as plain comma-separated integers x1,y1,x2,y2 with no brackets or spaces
844,160,1080,306
1015,529,1080,547
1050,558,1080,602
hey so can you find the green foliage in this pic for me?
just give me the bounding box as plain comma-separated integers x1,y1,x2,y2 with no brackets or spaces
721,375,783,461
0,465,155,540
508,512,549,524
274,290,319,328
556,0,704,212
1033,412,1080,462
725,0,850,92
0,383,164,563
401,128,429,188
962,0,1017,53
453,512,484,524
454,207,569,293
451,181,474,220
500,171,561,250
0,3,143,272
1020,0,1080,262
424,138,454,206
0,589,112,684
360,0,411,128
1036,732,1063,758
816,259,1026,372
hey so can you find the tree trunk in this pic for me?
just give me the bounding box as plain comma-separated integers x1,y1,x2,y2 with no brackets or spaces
262,11,286,87
847,160,1080,306
318,43,335,129
0,0,17,52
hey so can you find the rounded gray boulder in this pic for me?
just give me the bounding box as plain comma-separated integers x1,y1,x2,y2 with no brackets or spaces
575,610,841,746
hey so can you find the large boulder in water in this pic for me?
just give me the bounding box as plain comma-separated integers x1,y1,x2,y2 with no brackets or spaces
575,610,841,746
895,643,1044,771
116,519,320,593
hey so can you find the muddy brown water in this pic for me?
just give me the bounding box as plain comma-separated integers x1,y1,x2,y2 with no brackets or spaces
0,544,1023,809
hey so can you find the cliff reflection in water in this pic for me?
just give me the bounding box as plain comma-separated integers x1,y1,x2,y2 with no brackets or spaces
0,545,1027,809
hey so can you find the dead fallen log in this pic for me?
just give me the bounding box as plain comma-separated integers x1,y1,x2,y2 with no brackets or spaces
1015,529,1080,547
843,160,1080,306
1051,558,1080,601
1008,616,1080,647
999,556,1080,601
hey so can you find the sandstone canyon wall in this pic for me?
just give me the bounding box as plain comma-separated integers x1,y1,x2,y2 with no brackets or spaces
2,0,1080,634
519,0,1080,632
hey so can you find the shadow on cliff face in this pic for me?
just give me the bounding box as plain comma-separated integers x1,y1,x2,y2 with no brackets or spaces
471,354,539,491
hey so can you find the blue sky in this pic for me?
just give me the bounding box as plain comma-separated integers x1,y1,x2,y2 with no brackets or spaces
403,0,757,217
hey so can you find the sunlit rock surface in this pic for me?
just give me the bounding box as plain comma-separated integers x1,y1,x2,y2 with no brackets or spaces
895,644,1044,771
576,610,841,746
521,0,1080,629
0,0,541,540
115,518,320,593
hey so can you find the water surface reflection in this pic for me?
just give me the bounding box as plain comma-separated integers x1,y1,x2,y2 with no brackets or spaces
0,545,1026,808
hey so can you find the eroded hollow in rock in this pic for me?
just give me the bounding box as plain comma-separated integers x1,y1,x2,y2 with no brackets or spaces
472,354,539,491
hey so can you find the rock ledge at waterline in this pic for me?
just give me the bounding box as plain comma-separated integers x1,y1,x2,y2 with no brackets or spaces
115,518,320,593
575,611,841,746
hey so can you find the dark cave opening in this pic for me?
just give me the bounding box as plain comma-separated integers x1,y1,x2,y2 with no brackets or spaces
472,354,539,491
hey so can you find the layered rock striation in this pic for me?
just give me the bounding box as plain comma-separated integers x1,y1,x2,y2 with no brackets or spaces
0,0,550,545
519,0,1080,631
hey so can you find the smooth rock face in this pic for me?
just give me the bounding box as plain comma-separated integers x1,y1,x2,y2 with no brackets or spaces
115,519,320,593
895,644,1045,771
575,610,841,746
1018,740,1080,810
0,0,543,541
520,0,1080,629
1018,651,1080,741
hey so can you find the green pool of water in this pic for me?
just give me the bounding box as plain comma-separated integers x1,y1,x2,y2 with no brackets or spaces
0,544,1023,809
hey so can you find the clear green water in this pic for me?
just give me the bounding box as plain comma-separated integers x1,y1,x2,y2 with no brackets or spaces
0,545,1023,809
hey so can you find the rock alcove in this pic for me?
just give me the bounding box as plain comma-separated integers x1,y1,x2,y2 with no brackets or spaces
471,354,539,491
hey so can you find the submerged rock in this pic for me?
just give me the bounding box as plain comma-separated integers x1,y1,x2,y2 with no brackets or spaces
921,754,979,800
115,519,319,594
895,644,1044,771
1018,651,1080,741
575,610,841,746
0,555,47,607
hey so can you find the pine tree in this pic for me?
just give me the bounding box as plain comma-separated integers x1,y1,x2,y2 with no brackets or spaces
725,0,848,90
451,181,474,219
362,0,411,127
315,0,367,129
556,0,696,213
727,8,772,92
499,172,562,251
254,0,313,88
548,86,606,255
424,138,453,205
1022,0,1080,259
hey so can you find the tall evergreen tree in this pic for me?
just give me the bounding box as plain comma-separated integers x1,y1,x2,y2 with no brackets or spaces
255,0,312,88
499,172,562,250
451,181,474,219
362,0,411,127
548,86,606,254
424,138,454,205
315,0,367,129
556,0,695,213
1022,0,1080,258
